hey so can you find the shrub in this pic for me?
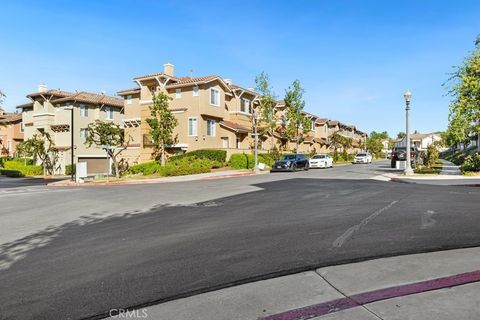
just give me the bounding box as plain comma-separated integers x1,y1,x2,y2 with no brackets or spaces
0,169,25,177
460,153,480,172
127,161,163,175
424,144,439,168
229,153,254,169
258,153,276,167
414,165,440,174
161,157,212,176
170,149,227,163
0,157,11,167
66,164,76,176
3,161,43,176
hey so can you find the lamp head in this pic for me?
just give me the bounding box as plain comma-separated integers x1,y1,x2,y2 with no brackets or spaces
404,90,412,103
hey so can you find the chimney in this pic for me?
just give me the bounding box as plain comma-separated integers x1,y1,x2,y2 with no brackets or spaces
224,78,233,85
163,62,174,77
38,84,48,93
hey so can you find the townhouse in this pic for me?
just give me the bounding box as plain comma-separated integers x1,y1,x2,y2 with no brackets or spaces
117,63,259,163
395,133,442,151
16,85,124,175
0,107,23,156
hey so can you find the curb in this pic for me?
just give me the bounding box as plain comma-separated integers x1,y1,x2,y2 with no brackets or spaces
47,171,262,187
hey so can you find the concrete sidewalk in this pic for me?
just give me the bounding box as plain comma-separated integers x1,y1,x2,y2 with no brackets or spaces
105,247,480,320
376,172,480,186
48,169,264,186
439,159,462,175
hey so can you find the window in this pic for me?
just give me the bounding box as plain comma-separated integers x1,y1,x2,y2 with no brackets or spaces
311,120,315,131
206,119,216,136
188,117,197,136
126,95,132,105
80,104,88,117
241,98,250,113
210,88,220,106
80,128,89,138
175,89,181,99
20,122,24,132
105,106,113,120
193,86,199,96
222,137,229,148
236,137,241,149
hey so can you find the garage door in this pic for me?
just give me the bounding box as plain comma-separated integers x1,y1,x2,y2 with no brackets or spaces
78,157,109,175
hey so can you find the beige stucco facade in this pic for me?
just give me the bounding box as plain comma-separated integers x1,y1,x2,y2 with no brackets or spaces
0,108,23,156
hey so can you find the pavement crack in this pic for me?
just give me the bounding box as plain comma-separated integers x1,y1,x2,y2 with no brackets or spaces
333,200,399,248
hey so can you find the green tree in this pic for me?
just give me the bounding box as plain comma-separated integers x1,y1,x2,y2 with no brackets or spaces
369,131,389,140
444,34,480,149
146,91,178,165
397,132,406,139
329,131,353,161
21,131,59,176
366,131,386,158
255,72,278,151
85,120,129,178
284,80,310,153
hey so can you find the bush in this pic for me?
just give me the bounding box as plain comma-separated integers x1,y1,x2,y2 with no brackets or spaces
424,144,439,168
127,161,163,175
460,153,480,172
0,169,25,177
414,165,440,174
66,164,76,176
0,157,11,167
170,149,227,163
162,157,212,176
229,153,255,169
3,161,43,176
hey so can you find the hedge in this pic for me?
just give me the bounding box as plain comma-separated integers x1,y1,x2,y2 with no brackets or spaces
3,161,43,176
170,149,227,163
127,156,214,176
127,161,163,175
229,153,276,169
0,169,25,177
460,153,480,172
66,164,76,176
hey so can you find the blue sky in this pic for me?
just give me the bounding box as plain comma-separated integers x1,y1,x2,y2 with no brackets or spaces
1,0,479,136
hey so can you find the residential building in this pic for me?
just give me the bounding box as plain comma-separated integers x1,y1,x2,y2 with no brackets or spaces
0,108,23,156
118,63,259,163
395,133,442,151
16,85,124,175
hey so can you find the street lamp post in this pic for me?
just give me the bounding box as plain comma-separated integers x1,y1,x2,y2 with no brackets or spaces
63,105,75,181
253,110,260,174
404,90,414,176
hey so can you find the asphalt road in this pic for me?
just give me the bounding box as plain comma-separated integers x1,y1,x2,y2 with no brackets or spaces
0,161,479,320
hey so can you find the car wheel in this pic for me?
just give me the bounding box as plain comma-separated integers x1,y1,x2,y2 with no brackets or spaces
304,163,309,171
391,161,396,168
291,164,297,172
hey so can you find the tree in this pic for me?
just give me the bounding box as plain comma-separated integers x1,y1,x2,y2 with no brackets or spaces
366,131,386,158
21,131,59,176
255,72,278,151
145,92,178,165
0,90,5,107
329,131,353,161
369,131,389,140
85,120,128,178
444,34,480,150
397,132,406,139
284,80,310,153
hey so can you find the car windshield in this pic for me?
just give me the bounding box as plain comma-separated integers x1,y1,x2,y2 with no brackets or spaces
312,155,326,159
282,155,296,160
356,153,367,157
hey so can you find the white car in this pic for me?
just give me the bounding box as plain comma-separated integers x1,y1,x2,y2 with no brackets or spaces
353,152,372,164
309,154,333,169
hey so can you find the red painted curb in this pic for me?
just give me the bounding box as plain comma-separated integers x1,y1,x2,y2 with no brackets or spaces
260,270,480,320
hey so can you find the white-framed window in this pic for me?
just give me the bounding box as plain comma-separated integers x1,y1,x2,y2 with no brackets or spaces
206,119,216,136
210,88,220,106
236,137,241,149
80,104,88,117
126,95,132,105
20,122,24,132
193,86,199,96
80,128,89,138
175,89,181,99
105,106,113,120
222,137,229,148
241,98,250,113
188,117,198,136
311,120,315,131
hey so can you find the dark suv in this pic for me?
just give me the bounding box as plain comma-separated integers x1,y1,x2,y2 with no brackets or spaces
271,154,309,172
391,147,420,168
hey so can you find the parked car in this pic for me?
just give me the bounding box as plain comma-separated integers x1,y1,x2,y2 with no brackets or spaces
391,147,420,168
271,154,309,172
353,152,372,164
309,154,333,169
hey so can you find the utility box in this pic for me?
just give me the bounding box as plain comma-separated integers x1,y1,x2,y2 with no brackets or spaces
396,160,406,170
76,162,88,183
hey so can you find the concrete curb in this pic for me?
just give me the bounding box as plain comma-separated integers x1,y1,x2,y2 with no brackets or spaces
47,171,264,187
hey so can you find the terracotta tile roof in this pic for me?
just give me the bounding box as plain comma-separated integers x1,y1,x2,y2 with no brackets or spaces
16,102,33,109
52,91,123,108
165,75,220,89
27,89,73,99
117,87,140,95
228,84,257,95
133,72,180,81
327,120,339,126
315,118,328,124
304,135,315,143
0,112,22,123
219,120,252,133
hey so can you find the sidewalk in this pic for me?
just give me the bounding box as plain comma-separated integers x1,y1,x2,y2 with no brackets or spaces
380,172,480,186
48,169,265,186
105,247,480,320
439,159,462,175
